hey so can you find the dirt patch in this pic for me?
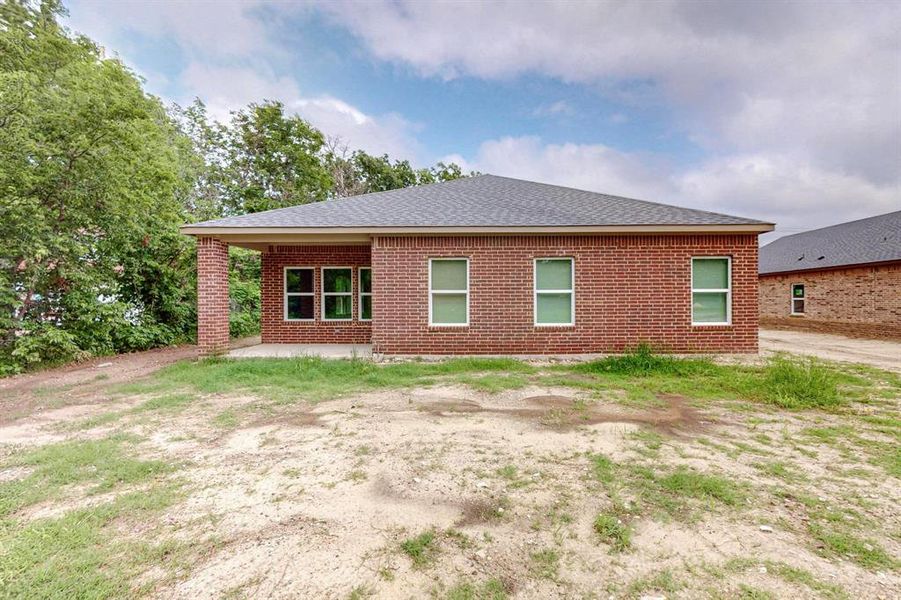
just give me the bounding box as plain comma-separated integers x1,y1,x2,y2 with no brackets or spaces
761,328,901,372
418,392,703,433
455,498,507,527
2,366,898,598
0,337,259,426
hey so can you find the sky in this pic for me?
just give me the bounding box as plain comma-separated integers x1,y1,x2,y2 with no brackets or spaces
65,0,900,242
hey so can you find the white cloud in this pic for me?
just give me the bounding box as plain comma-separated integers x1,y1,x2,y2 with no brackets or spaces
461,136,901,241
177,64,422,159
532,100,574,118
179,63,302,122
466,136,674,201
65,0,901,236
66,2,423,161
67,0,279,60
318,1,901,185
293,97,422,159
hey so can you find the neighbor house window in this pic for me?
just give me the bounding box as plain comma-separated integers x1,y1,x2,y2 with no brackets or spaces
285,267,314,321
322,267,353,321
429,258,468,326
534,258,574,326
691,257,731,325
791,283,805,315
359,267,372,321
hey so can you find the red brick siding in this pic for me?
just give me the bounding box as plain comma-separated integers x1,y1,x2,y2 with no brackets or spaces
759,262,901,340
197,237,230,355
261,245,372,344
369,234,759,354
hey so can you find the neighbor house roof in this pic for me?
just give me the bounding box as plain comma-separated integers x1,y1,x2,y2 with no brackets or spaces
759,210,901,275
181,175,772,236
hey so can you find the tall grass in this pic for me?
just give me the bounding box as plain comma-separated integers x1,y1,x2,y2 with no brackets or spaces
120,356,535,402
574,343,716,377
761,356,841,409
575,346,846,410
120,346,859,411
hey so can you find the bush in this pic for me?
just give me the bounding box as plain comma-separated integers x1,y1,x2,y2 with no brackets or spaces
761,356,841,409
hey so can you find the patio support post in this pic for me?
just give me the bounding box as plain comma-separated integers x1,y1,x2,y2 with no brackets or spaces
197,236,230,355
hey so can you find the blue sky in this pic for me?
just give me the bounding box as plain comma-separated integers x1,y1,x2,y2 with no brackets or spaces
66,1,900,241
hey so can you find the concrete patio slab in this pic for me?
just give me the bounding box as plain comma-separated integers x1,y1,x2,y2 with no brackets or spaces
228,344,372,359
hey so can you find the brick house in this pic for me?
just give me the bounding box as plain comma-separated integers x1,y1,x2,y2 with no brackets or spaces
759,211,901,340
182,175,773,355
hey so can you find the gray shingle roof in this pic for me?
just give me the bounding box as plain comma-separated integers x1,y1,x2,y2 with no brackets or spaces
759,211,901,275
184,174,770,229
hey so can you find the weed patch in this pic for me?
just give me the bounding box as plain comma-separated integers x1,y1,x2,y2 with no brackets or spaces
658,468,742,505
589,453,616,484
400,530,438,568
528,548,560,581
132,357,536,403
213,409,239,429
624,569,681,597
0,485,183,599
0,435,172,517
575,344,716,377
808,524,898,571
760,357,841,409
444,578,508,600
593,513,631,552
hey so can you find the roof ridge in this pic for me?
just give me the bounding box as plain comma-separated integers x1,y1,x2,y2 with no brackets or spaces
762,209,901,247
482,174,771,225
185,173,774,230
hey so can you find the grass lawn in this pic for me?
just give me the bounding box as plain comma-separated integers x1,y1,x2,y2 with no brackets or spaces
0,348,898,598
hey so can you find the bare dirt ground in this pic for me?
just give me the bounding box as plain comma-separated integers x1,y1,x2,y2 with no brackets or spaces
0,336,259,426
761,328,901,373
1,352,898,599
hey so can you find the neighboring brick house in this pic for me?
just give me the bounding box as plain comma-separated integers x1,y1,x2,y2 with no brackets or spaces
759,211,901,340
181,175,773,355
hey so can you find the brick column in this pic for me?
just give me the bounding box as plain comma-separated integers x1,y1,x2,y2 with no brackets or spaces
197,237,230,355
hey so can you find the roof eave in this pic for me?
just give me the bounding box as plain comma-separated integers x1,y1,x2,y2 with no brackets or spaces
759,257,901,276
180,223,775,236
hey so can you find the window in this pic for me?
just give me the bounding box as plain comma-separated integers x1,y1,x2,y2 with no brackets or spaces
691,257,731,325
285,267,314,321
791,283,805,315
359,268,372,321
322,267,353,321
429,258,468,326
534,258,574,326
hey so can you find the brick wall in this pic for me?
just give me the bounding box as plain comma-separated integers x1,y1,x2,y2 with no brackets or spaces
759,262,901,339
197,237,230,355
261,245,372,344
369,234,759,354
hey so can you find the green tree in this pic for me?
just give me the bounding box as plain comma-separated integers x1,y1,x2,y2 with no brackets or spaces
324,139,472,198
0,1,471,374
0,0,195,372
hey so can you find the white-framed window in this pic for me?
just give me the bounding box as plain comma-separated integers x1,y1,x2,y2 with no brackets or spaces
534,257,574,326
322,267,353,321
691,257,732,325
791,283,805,315
429,258,469,326
284,267,314,321
359,267,372,321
